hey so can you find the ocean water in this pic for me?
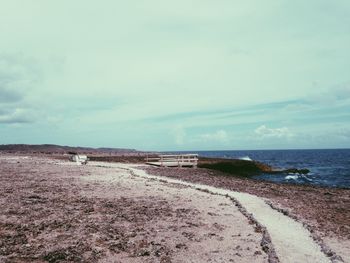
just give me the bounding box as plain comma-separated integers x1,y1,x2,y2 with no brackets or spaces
174,149,350,188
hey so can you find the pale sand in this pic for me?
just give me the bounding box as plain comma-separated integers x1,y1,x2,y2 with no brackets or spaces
87,162,332,263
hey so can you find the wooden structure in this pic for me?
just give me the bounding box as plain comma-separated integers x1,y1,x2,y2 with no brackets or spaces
145,154,198,168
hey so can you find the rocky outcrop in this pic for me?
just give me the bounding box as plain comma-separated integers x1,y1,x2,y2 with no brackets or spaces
282,168,310,175
198,158,309,177
198,159,273,177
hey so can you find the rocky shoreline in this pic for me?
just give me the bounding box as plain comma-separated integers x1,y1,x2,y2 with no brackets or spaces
142,165,350,262
142,165,349,238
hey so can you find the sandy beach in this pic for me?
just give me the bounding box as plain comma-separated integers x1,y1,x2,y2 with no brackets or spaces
0,155,349,262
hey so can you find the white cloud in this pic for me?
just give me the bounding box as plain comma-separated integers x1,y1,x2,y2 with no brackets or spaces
0,108,34,124
198,130,229,143
0,53,42,124
254,125,294,139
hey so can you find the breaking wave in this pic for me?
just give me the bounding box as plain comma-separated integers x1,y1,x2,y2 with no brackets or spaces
239,156,253,161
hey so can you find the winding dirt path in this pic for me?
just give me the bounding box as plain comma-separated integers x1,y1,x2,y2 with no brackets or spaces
96,162,332,263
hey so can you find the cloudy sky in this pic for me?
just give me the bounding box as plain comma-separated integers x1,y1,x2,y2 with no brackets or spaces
1,0,350,151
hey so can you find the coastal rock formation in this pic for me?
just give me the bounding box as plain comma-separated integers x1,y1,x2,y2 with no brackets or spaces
198,158,309,177
198,160,272,176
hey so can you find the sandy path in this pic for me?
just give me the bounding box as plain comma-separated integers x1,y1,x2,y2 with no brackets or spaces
81,164,267,263
143,164,349,263
90,162,332,263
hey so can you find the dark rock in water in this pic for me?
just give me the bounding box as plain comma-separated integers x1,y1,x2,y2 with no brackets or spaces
198,159,273,177
198,157,309,177
284,168,310,175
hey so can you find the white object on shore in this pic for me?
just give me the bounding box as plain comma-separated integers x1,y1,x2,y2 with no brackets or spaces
70,154,88,165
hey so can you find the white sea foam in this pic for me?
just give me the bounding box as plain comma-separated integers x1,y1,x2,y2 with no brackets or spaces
285,175,299,180
301,175,313,181
239,156,253,161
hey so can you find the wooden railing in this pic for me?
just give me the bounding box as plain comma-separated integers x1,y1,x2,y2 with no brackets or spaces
145,154,198,168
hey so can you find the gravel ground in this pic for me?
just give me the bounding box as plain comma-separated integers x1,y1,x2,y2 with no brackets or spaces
0,155,268,263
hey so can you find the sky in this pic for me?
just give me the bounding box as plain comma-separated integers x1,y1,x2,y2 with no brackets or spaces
0,0,350,151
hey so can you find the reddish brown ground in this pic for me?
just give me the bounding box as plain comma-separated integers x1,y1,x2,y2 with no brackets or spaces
0,158,181,262
0,156,268,263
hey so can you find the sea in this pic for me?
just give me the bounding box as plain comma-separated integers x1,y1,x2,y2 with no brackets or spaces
172,149,350,189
